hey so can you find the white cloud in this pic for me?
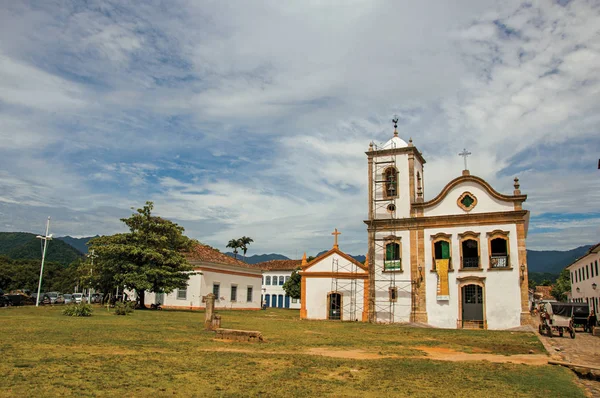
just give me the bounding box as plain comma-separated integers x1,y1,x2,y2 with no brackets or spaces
0,0,598,257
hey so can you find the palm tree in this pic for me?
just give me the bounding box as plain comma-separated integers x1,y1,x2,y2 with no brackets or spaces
226,239,241,259
239,236,254,259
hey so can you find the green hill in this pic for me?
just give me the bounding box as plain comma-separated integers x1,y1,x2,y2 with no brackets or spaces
56,236,97,254
0,232,83,265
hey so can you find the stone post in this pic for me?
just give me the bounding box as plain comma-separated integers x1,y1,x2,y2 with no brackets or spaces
204,293,215,330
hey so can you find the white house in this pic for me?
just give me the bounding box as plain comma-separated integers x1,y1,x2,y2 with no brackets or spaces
143,243,262,310
254,259,302,309
566,243,600,313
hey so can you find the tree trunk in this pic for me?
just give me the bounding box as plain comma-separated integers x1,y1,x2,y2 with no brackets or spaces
137,289,146,309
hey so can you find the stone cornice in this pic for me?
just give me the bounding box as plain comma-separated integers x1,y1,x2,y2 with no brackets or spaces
365,146,426,165
364,210,529,230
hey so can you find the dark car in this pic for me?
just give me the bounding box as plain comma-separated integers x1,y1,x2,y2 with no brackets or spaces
0,290,9,307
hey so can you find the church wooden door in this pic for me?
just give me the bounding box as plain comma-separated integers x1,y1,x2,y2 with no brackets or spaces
462,285,483,327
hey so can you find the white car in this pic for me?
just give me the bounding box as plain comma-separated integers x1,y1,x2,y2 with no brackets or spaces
72,293,86,304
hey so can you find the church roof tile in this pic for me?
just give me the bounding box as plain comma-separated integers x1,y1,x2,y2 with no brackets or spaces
185,243,252,268
252,259,302,271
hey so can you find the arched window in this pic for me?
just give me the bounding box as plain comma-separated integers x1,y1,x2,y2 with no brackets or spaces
279,276,285,286
487,230,510,269
383,167,398,198
265,276,271,285
384,242,401,271
431,233,452,271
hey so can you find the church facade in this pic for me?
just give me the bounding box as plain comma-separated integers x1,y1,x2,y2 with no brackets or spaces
364,128,530,329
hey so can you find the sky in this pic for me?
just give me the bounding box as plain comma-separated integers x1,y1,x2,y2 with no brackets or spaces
0,0,599,258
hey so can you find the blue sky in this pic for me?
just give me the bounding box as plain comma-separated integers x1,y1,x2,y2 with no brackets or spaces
0,0,599,257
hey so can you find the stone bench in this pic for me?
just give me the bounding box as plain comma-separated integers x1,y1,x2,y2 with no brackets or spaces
215,328,263,342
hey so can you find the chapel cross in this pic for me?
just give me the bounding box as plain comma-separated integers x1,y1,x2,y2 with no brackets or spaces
331,228,341,249
458,148,472,171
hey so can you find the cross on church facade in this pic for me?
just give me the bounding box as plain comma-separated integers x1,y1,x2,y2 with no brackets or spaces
331,228,341,249
458,148,472,171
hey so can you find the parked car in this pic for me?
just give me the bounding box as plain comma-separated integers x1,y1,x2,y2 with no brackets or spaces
72,293,86,304
44,292,65,304
63,294,74,304
91,293,103,304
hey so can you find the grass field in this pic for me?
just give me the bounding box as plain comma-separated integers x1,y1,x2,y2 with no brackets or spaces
0,306,585,397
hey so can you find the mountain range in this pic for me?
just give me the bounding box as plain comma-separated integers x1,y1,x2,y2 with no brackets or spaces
0,231,591,282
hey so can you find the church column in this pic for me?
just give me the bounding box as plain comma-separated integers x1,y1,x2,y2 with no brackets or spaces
408,153,415,205
410,228,428,323
367,152,374,220
516,221,530,325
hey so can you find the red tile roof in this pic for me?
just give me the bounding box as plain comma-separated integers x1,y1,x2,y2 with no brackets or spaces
251,259,302,271
534,286,554,300
185,243,252,268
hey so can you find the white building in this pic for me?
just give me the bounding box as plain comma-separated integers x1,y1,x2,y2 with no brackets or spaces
143,243,262,310
363,129,530,329
300,237,368,321
254,259,302,309
301,127,531,330
566,243,600,313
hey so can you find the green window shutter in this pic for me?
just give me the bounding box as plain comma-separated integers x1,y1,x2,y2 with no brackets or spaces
386,244,394,261
441,241,450,259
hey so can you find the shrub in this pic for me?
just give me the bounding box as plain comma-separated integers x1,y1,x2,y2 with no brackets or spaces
114,301,135,316
62,303,93,317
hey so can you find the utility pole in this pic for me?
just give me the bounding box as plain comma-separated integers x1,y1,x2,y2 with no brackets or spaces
35,217,53,307
87,249,98,304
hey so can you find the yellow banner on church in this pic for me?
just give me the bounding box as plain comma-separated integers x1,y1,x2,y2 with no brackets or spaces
436,259,450,300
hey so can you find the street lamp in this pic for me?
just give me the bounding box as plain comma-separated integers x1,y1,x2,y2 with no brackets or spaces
35,217,52,307
86,249,98,304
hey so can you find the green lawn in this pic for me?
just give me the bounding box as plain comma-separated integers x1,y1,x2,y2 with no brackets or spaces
0,306,585,397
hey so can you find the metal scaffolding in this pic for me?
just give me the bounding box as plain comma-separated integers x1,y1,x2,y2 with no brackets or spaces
331,257,364,321
368,139,412,323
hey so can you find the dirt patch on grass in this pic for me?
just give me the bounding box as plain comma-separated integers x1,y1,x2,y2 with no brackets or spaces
307,348,396,360
415,346,548,365
201,344,548,365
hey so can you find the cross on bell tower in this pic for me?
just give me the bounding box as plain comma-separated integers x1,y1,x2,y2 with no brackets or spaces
331,228,341,249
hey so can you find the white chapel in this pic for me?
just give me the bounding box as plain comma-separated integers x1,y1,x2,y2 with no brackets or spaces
302,125,531,330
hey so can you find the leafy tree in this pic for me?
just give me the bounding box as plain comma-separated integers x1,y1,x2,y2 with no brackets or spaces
239,236,254,259
282,267,301,300
88,202,193,308
227,239,241,259
540,279,552,286
551,269,571,301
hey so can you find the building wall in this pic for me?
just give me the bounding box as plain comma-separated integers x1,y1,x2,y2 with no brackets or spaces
262,270,300,309
144,268,261,310
304,277,367,321
424,223,522,329
423,181,515,217
569,249,600,314
372,229,413,323
303,252,368,321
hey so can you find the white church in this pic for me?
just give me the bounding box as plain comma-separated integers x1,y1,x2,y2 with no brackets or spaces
301,125,530,330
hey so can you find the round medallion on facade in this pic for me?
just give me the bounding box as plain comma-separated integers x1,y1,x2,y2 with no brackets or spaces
457,191,477,212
